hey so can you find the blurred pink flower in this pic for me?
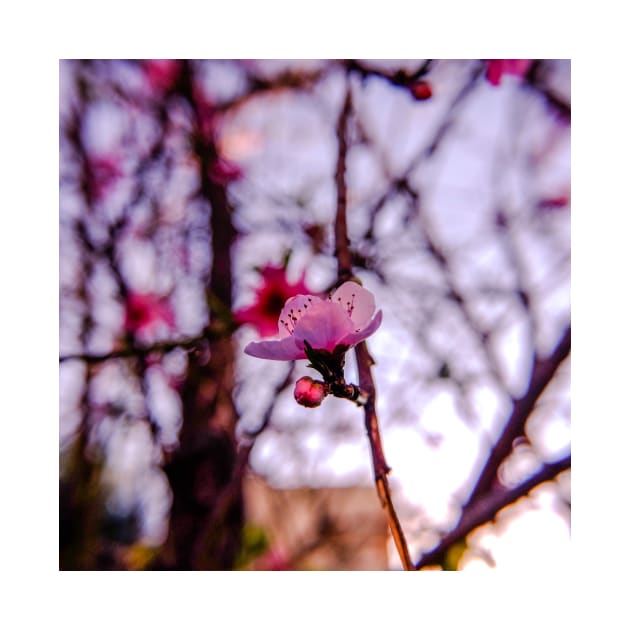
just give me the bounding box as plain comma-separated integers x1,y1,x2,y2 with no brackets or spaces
124,292,176,336
254,547,292,571
142,59,182,93
87,155,122,201
209,157,243,185
236,265,312,338
537,193,570,211
244,281,382,361
294,376,328,408
485,59,533,86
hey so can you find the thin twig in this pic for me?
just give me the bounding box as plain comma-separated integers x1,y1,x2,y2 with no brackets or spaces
59,327,222,364
334,87,354,283
334,80,414,570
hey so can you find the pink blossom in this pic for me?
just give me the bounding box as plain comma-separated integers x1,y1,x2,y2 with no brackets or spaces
294,377,328,407
142,59,182,94
235,265,312,338
124,292,176,336
87,155,122,201
244,281,382,361
485,60,533,86
537,193,570,212
209,157,243,185
253,547,292,571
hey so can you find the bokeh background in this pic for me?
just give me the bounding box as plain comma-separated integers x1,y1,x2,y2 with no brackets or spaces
59,59,570,570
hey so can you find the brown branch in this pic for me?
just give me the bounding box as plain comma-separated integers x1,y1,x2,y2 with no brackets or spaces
215,64,331,114
334,87,354,284
463,326,571,509
526,61,571,122
360,62,485,241
59,326,224,364
334,81,414,570
415,453,570,569
345,59,433,88
355,342,415,571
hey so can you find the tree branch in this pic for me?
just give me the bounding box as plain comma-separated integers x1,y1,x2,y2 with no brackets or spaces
334,87,354,284
463,326,571,509
334,81,414,570
415,453,570,569
59,327,223,364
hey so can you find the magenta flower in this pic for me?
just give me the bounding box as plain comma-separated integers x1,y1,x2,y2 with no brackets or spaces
124,292,176,336
244,281,382,361
142,59,182,94
235,265,312,338
485,59,533,86
209,157,243,185
87,154,122,201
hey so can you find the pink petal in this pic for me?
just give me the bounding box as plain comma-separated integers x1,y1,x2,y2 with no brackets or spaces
244,336,306,360
339,309,383,347
278,294,325,338
329,281,375,328
485,60,503,85
292,301,354,352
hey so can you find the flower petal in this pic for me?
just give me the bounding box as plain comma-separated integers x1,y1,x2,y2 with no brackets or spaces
329,281,375,328
339,309,383,347
293,301,354,352
244,335,306,360
278,294,325,338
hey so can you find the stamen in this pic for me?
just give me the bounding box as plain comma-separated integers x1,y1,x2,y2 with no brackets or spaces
345,293,356,316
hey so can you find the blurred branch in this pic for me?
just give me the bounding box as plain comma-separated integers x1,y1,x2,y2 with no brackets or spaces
334,82,414,571
415,453,570,569
345,59,433,88
59,326,225,364
242,362,296,441
463,325,571,508
216,63,332,114
361,62,485,242
526,61,571,122
414,194,506,387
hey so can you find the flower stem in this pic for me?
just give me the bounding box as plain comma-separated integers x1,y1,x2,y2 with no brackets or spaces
332,80,415,570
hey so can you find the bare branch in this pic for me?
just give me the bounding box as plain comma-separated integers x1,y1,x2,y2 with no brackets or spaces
334,87,354,283
415,453,570,569
59,327,224,364
463,326,571,508
334,80,415,570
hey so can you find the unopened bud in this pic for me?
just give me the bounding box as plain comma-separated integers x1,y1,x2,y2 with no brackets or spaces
409,80,432,101
294,377,327,408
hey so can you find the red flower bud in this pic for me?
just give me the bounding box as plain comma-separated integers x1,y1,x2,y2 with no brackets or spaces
409,81,432,101
294,377,327,408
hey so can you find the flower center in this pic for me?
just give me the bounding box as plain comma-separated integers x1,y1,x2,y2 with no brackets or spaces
263,291,288,315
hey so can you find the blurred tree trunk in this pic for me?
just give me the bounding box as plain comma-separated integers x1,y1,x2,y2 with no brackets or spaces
153,61,243,569
157,334,242,569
